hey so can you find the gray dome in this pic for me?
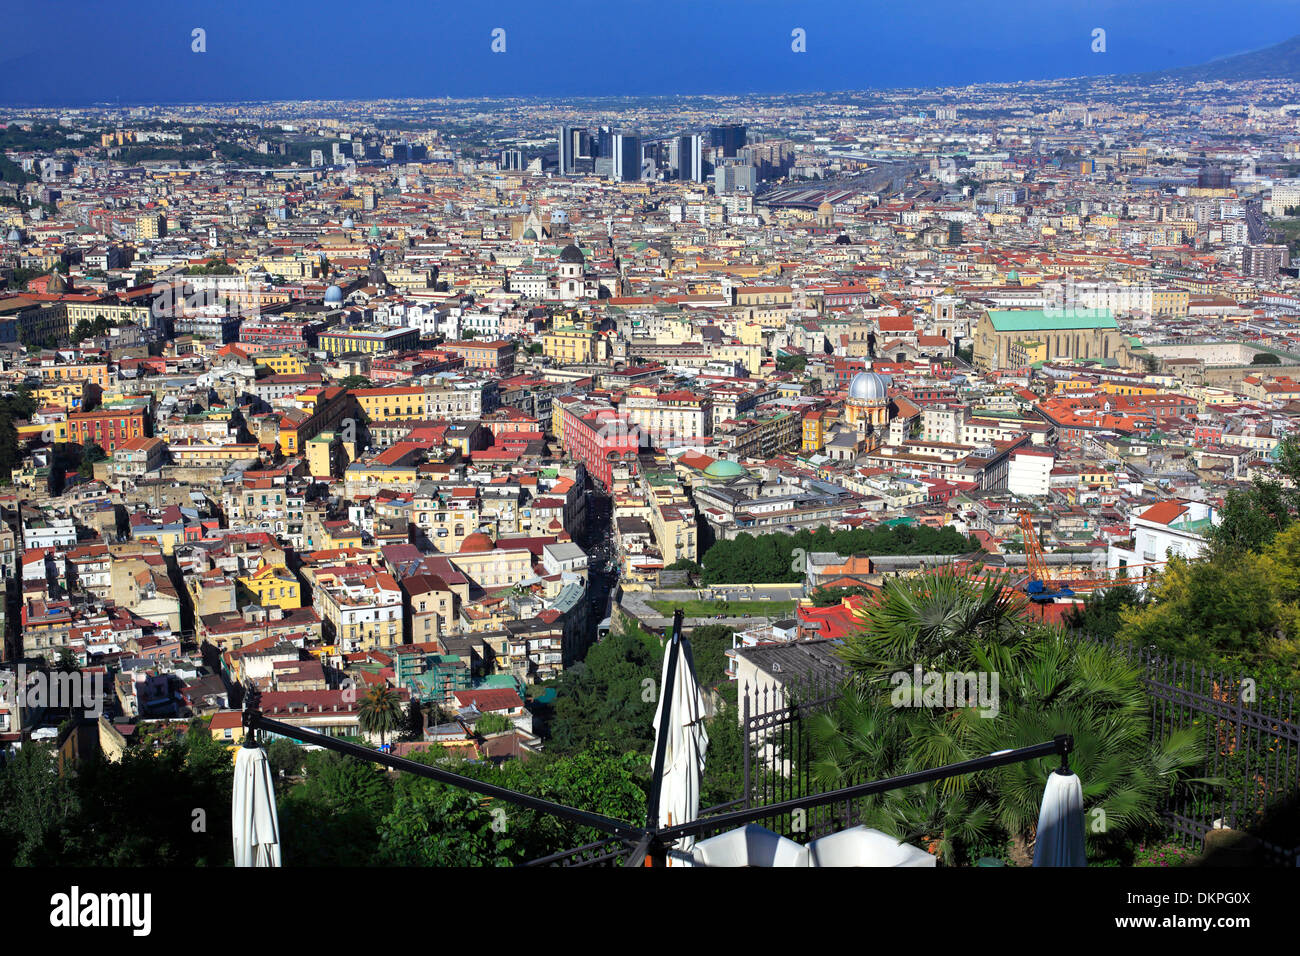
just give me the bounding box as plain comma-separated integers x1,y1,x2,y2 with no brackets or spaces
559,243,584,264
848,371,889,402
324,284,344,303
342,216,354,229
6,228,20,243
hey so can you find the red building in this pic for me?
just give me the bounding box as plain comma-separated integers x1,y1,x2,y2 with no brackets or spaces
68,406,149,452
561,404,640,489
239,318,321,349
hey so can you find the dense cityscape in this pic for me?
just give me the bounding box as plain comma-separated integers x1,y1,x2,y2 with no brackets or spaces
1,21,1300,886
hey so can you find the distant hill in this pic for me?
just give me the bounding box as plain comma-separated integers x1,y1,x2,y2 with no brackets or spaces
1130,33,1300,82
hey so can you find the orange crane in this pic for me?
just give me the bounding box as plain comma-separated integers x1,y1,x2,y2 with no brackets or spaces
1017,509,1175,596
1018,511,1073,602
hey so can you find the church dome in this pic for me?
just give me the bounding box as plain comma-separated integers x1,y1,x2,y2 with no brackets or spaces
324,284,344,304
559,243,585,264
703,459,748,479
459,532,494,554
848,371,889,402
522,227,537,240
368,225,381,238
817,200,834,215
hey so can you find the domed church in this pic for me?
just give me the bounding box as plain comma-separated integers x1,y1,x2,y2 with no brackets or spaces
845,370,891,445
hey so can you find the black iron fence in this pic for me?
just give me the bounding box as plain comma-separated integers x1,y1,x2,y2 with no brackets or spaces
740,677,847,842
1076,635,1300,865
736,634,1300,863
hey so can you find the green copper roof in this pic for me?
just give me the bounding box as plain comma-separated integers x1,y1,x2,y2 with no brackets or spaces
987,309,1117,332
703,459,748,478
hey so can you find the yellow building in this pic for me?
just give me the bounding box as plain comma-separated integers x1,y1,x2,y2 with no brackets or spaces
1078,467,1116,488
318,327,419,355
33,380,92,412
343,461,421,497
351,386,428,423
40,363,112,389
168,443,260,466
237,563,302,610
1098,381,1159,397
312,568,404,651
1007,340,1048,368
1151,288,1190,317
801,408,835,452
734,285,792,307
1053,379,1096,394
543,327,602,365
737,322,765,347
306,431,354,480
648,502,697,566
278,387,356,456
16,417,70,443
135,213,166,239
319,524,365,551
255,352,308,376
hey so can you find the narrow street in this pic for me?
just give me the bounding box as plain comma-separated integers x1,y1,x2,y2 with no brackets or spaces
576,482,618,651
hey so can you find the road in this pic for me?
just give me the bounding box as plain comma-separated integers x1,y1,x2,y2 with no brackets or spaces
577,485,618,646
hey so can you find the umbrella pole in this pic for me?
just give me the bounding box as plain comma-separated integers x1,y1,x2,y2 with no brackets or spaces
646,609,685,867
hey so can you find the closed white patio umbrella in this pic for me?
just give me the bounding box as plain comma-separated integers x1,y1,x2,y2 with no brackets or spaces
650,624,709,866
233,735,282,867
1032,768,1087,867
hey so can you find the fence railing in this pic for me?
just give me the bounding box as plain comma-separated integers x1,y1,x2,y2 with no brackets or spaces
736,633,1300,864
1075,634,1300,866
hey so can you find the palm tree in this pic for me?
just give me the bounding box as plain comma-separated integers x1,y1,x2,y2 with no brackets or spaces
358,686,404,748
810,568,1205,865
839,566,1032,676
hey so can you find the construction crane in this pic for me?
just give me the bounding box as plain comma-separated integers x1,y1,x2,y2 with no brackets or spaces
1018,510,1074,602
1017,510,1176,598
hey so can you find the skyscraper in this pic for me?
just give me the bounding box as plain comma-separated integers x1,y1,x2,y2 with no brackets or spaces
557,125,576,175
671,134,704,182
710,124,747,158
612,133,641,182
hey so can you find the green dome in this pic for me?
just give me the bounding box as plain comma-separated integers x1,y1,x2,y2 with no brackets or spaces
368,225,381,237
523,227,537,240
703,459,747,478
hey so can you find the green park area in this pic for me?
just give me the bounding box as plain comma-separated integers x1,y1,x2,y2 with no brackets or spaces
646,599,796,618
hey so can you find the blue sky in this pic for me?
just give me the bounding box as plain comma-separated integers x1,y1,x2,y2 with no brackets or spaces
0,0,1297,104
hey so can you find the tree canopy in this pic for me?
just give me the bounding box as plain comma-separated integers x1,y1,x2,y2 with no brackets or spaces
1116,526,1300,690
700,524,978,585
1206,434,1300,556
